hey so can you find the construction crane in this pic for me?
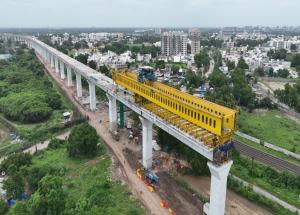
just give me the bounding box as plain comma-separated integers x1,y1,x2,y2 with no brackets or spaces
112,67,238,161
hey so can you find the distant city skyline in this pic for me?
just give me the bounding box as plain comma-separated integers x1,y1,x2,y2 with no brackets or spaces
0,0,299,28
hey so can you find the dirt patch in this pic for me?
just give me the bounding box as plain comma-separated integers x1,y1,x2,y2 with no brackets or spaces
182,175,272,215
123,147,142,170
157,172,204,215
265,81,293,91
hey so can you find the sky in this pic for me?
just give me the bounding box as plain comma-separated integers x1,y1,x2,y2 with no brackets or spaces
0,0,299,28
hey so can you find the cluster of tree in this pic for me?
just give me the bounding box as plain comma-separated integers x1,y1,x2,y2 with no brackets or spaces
205,68,236,108
130,44,160,58
206,60,255,110
267,49,287,60
155,60,165,69
0,123,105,215
274,81,300,112
67,123,99,157
194,50,210,70
291,53,300,68
0,48,63,123
226,60,236,71
201,38,223,48
99,65,111,78
157,128,209,175
211,49,222,67
235,38,269,49
183,69,205,91
101,42,128,55
74,40,89,50
254,97,277,110
75,53,89,65
236,57,249,70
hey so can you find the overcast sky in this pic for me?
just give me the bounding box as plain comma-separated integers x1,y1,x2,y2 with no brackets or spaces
0,0,298,28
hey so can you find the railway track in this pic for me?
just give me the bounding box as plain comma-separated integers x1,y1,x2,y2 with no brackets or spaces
234,141,300,175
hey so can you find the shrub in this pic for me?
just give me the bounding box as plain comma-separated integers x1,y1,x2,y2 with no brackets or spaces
67,123,98,157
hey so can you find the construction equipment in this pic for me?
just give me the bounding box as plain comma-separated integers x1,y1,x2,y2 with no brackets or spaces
145,170,159,184
112,69,238,162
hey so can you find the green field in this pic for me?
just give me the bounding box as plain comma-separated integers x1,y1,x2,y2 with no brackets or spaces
238,110,300,153
31,146,144,214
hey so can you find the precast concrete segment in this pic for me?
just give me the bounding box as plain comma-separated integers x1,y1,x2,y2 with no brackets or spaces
204,160,233,215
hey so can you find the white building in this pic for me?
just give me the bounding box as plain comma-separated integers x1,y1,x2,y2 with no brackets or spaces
161,31,187,57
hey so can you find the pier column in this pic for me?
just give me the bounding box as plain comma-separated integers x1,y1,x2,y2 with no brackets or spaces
106,94,117,131
50,54,54,68
60,61,65,80
88,81,96,111
204,160,233,215
139,117,153,169
75,72,82,98
55,57,59,73
67,66,73,87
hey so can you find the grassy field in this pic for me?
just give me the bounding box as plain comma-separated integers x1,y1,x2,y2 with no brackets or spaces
231,160,300,209
237,110,300,154
32,146,145,214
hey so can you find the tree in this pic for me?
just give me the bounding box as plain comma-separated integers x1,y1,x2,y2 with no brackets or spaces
231,68,255,107
8,201,31,215
267,49,287,60
291,54,300,67
226,60,235,71
3,166,25,199
88,60,97,70
268,67,274,77
194,51,210,69
171,64,180,74
75,54,89,65
155,60,165,69
67,123,99,157
291,44,297,51
0,200,9,215
277,69,289,78
29,175,66,215
237,57,249,70
0,153,32,173
99,65,111,77
254,67,265,77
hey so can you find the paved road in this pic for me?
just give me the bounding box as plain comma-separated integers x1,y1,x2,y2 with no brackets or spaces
234,141,300,175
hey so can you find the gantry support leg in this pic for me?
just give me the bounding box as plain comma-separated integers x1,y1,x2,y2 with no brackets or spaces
88,81,96,111
76,73,82,98
204,160,233,215
107,94,117,131
140,117,153,170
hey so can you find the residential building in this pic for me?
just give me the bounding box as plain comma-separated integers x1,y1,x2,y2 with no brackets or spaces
161,31,187,57
190,28,201,55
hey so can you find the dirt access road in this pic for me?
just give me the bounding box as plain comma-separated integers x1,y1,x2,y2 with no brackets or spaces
39,55,272,215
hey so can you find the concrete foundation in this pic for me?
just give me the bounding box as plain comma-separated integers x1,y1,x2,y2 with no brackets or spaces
140,117,153,169
204,160,233,215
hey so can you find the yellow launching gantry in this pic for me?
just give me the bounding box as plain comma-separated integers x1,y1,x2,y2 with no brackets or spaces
112,68,238,148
